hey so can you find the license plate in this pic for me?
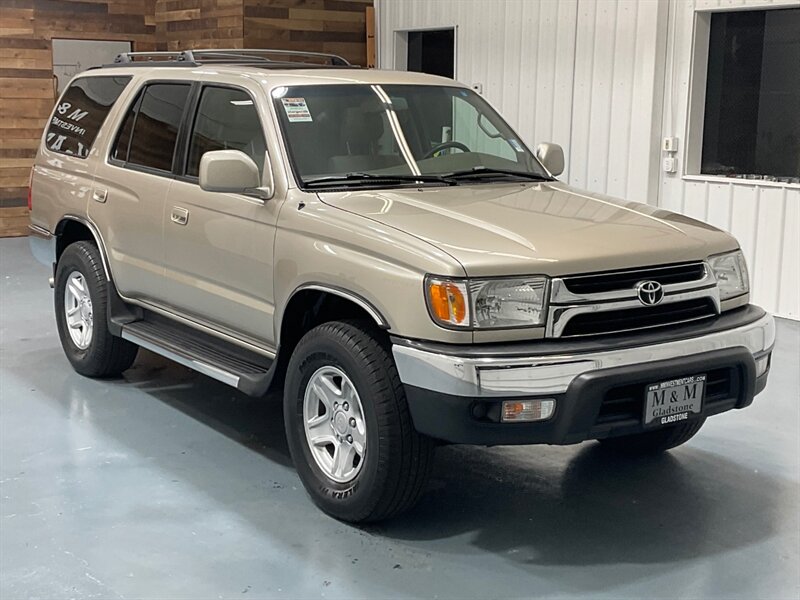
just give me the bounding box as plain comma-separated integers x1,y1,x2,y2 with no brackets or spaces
643,374,706,428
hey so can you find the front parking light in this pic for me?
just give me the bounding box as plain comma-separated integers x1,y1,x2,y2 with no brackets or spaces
501,399,555,423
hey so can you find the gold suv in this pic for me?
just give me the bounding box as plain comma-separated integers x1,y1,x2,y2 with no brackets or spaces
29,49,775,522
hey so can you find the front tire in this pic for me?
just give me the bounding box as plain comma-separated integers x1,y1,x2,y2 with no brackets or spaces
598,418,706,455
54,241,138,377
284,320,434,523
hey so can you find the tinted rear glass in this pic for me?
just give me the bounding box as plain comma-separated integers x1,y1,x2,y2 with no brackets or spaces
45,76,131,158
114,83,191,172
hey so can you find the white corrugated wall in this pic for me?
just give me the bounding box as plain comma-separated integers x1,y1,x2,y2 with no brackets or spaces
376,0,799,319
659,0,799,319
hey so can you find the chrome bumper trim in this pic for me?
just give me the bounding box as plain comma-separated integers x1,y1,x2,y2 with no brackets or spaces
392,312,775,397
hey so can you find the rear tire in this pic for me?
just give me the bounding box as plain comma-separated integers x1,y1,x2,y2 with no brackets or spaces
284,320,434,523
598,418,706,455
54,241,138,377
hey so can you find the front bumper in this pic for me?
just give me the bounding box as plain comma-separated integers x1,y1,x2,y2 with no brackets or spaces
392,306,775,445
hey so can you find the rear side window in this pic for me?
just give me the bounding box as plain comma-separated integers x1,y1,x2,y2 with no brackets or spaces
112,83,191,172
186,86,266,177
45,76,131,158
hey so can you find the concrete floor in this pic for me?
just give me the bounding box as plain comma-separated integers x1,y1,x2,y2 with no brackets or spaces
1,236,798,600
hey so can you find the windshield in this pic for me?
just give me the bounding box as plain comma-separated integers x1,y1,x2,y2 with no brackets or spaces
272,84,551,187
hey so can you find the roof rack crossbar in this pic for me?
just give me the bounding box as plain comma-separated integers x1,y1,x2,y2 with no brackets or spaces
112,48,351,67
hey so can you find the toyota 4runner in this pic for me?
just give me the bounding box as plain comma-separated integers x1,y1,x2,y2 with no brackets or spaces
28,49,775,522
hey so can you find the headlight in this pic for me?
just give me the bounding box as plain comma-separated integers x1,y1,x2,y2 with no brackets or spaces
425,276,548,329
708,250,749,301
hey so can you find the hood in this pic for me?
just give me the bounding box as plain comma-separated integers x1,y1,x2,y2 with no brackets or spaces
318,182,739,277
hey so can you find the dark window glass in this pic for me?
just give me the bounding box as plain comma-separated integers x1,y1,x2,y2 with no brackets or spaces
111,94,140,162
702,8,800,180
187,87,266,177
45,76,131,158
126,83,191,172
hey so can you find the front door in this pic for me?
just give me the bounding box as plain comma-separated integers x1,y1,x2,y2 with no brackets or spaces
159,84,280,347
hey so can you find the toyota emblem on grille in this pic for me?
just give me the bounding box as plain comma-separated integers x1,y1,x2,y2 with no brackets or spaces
635,280,664,306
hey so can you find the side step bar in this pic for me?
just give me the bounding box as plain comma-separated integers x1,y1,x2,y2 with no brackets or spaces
121,318,275,397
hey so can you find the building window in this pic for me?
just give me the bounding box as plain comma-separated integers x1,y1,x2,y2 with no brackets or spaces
701,8,800,182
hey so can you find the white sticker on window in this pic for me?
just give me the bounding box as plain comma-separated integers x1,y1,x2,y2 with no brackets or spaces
509,139,524,152
281,97,313,122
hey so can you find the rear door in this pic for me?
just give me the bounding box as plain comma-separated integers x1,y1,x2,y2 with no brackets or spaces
159,83,280,346
89,81,192,302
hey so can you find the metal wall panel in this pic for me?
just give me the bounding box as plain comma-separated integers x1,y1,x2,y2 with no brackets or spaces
660,0,800,318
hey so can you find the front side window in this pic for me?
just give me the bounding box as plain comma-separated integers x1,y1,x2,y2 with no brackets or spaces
701,8,800,181
112,83,191,172
186,86,266,177
273,84,549,188
45,76,131,158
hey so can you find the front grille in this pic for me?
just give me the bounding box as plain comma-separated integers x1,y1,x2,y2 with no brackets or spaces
563,262,706,295
560,298,716,337
596,367,736,426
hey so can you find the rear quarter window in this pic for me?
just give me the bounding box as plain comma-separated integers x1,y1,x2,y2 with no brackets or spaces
45,76,132,158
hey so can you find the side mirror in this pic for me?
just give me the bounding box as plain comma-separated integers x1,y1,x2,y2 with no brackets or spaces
199,150,273,200
535,142,564,177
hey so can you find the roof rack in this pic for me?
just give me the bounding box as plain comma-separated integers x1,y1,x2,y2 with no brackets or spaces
109,48,352,69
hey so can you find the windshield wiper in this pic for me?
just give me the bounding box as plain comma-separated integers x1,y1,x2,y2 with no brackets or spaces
443,167,554,182
304,172,457,188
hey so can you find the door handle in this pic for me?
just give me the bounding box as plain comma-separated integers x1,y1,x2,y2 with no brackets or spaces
92,188,107,203
171,206,189,226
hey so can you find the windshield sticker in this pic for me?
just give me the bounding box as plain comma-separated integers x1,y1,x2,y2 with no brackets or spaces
281,97,313,122
509,139,524,152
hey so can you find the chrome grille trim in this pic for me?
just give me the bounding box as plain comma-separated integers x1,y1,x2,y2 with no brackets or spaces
547,262,720,338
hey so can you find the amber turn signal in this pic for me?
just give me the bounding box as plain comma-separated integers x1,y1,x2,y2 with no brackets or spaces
426,279,469,327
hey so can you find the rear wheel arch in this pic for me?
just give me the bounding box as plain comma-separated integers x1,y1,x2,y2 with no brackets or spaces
55,217,111,280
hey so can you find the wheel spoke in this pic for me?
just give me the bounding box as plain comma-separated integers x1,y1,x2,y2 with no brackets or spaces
311,381,336,411
332,444,355,479
81,324,92,347
66,304,80,317
350,426,366,451
309,432,337,448
68,281,83,301
306,413,331,438
320,373,342,400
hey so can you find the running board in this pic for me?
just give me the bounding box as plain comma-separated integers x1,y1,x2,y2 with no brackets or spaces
121,319,275,396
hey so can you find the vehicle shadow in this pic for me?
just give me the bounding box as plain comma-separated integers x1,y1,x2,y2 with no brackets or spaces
369,441,786,569
120,349,293,468
24,348,788,576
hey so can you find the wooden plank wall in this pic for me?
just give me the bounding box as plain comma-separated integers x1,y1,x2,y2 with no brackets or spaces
0,0,157,237
154,0,244,50
244,0,371,67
